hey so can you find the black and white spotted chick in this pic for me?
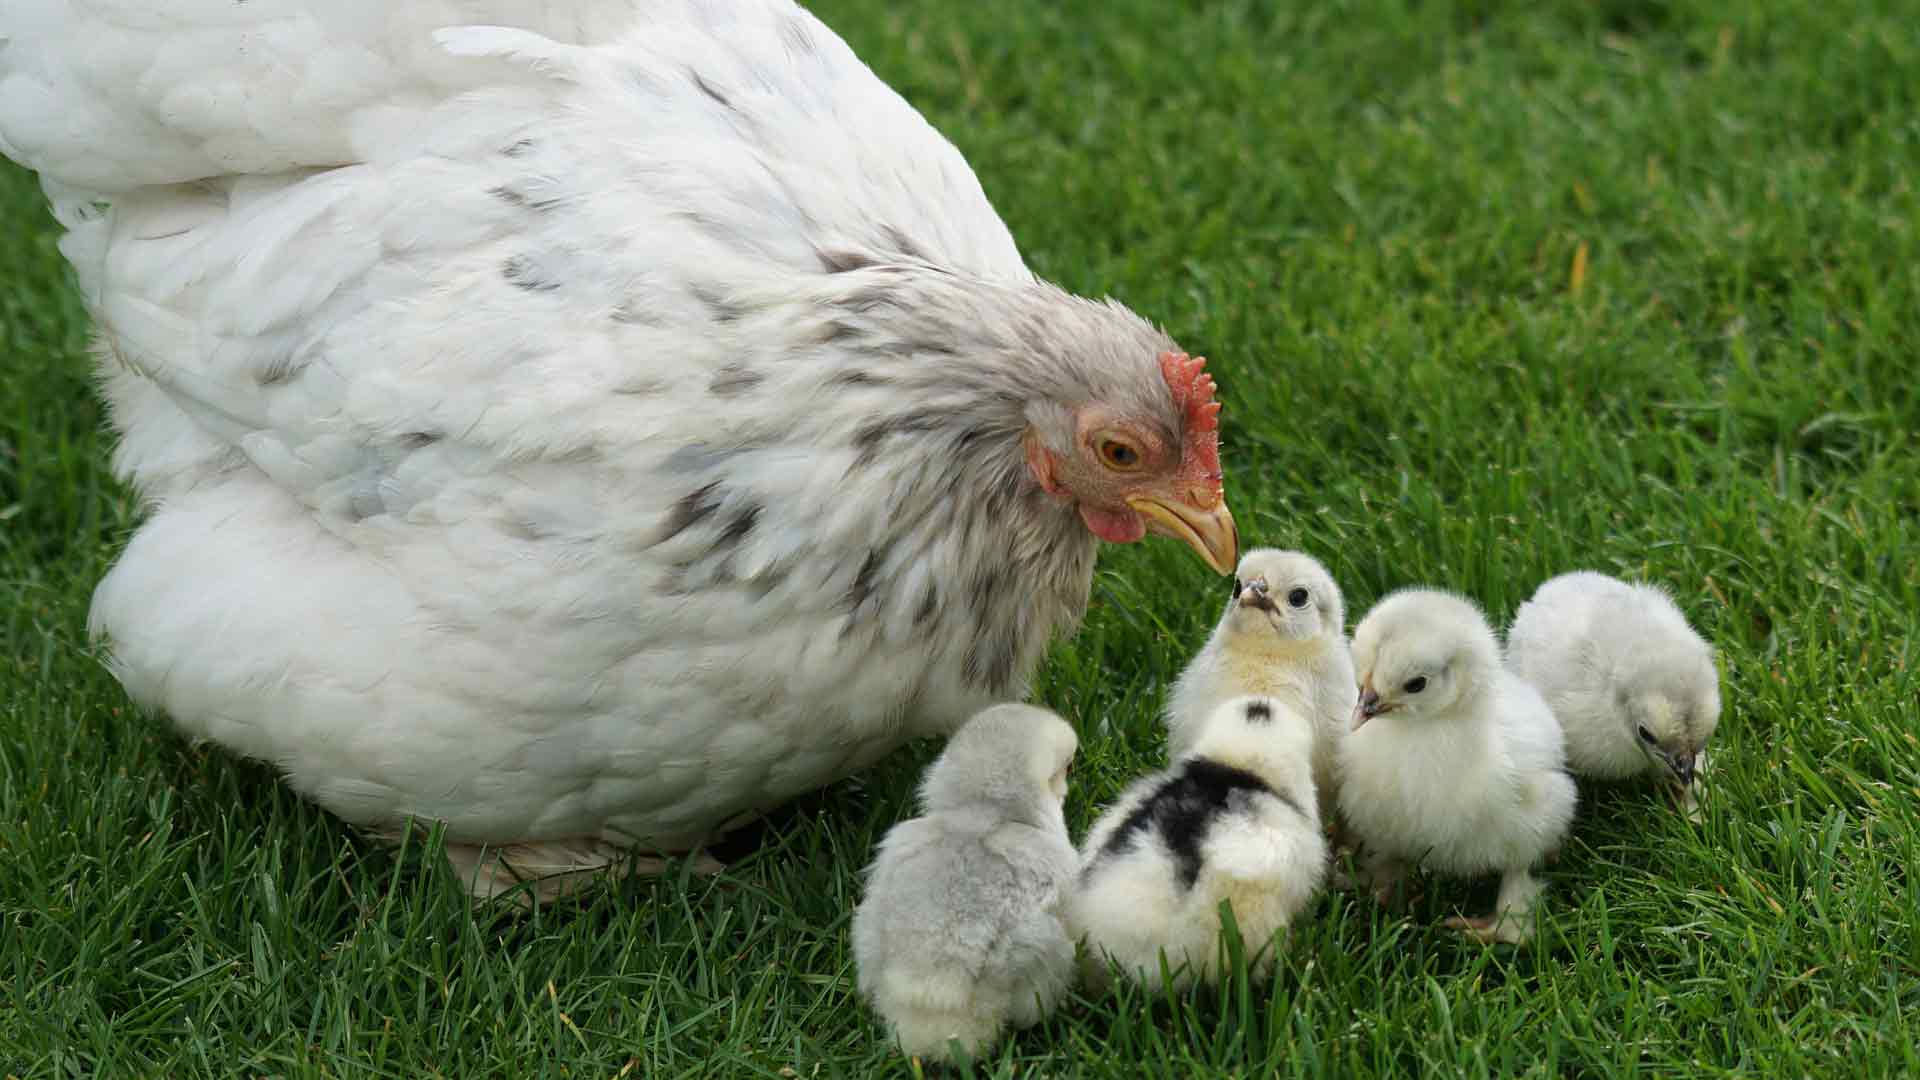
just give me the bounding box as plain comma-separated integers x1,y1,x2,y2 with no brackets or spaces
1070,696,1328,991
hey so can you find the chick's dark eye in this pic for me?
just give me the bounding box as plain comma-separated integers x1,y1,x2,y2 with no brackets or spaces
1231,579,1245,599
1287,587,1311,609
1637,725,1656,744
1404,676,1428,694
1099,440,1140,469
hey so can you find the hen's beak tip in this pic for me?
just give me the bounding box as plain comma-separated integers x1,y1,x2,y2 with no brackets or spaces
1130,494,1238,575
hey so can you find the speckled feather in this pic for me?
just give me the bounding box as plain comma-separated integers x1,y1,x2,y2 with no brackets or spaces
0,0,1196,894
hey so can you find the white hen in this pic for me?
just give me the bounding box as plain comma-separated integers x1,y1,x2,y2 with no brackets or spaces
1506,571,1721,815
0,1,1240,899
1339,589,1577,945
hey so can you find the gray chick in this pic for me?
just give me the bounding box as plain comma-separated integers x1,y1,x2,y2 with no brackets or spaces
851,704,1079,1063
1506,571,1721,816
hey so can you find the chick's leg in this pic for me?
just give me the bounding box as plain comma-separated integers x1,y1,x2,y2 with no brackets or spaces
1358,850,1411,910
1445,868,1545,945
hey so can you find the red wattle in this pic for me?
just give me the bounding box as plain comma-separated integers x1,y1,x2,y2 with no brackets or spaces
1079,504,1147,544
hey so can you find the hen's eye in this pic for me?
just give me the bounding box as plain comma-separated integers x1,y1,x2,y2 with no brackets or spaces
1637,725,1656,744
1098,439,1141,470
1287,587,1311,609
1404,676,1428,694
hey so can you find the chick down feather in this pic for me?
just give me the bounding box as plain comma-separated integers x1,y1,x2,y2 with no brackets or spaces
1339,589,1576,944
851,705,1079,1062
1506,571,1720,809
1073,696,1327,991
1165,548,1356,824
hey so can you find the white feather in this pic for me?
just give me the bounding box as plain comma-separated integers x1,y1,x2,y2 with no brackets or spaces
1505,571,1720,804
4,0,1177,898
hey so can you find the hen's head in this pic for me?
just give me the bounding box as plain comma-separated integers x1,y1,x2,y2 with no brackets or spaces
1021,350,1237,574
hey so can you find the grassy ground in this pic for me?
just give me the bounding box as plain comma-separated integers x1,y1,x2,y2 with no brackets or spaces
3,0,1917,1075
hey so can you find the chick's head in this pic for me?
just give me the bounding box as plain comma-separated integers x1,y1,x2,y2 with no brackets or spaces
923,704,1078,820
1349,589,1497,729
1617,646,1721,785
1222,548,1346,645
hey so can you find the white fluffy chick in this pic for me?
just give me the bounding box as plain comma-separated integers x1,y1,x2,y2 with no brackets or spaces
1165,549,1357,823
1506,572,1721,816
851,705,1079,1063
1072,696,1328,991
1338,590,1577,945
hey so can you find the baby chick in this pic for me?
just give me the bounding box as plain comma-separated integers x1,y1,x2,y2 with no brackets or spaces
1165,548,1357,823
1338,589,1577,945
1506,571,1720,816
851,705,1079,1063
1072,695,1328,991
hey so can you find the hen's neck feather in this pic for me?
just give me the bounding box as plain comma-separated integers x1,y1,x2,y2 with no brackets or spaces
640,267,1167,712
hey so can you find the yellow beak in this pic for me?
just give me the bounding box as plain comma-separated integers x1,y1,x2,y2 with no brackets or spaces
1127,494,1238,575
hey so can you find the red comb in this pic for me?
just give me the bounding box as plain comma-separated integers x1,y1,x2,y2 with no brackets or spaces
1160,351,1221,434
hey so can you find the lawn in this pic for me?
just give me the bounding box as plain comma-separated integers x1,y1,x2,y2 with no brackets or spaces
3,0,1917,1075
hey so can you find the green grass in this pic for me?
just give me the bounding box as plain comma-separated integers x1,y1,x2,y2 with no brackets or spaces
3,0,1917,1074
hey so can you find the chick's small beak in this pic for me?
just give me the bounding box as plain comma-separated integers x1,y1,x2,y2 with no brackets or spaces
1238,576,1273,611
1128,492,1237,575
1353,686,1383,730
1666,751,1697,787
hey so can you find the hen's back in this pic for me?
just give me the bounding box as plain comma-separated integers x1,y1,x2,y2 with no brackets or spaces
1,1,1027,491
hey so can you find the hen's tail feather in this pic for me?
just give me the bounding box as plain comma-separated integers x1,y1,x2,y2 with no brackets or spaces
0,0,669,193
